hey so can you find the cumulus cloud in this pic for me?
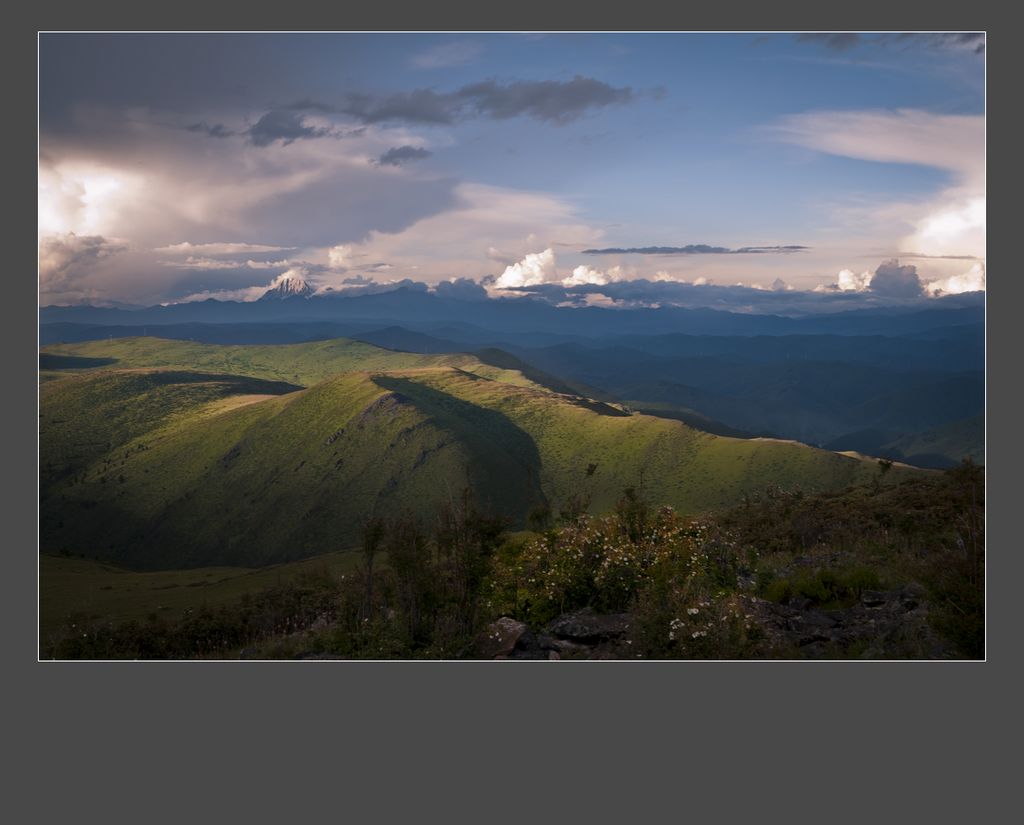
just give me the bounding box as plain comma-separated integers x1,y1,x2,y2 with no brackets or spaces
834,268,873,292
819,259,976,299
376,145,432,166
865,259,923,297
563,264,610,286
495,248,557,288
924,262,986,296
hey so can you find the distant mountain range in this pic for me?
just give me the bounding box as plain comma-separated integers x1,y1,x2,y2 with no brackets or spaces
40,287,984,337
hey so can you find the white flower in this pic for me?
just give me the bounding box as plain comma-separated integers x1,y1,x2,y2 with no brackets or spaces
687,607,699,615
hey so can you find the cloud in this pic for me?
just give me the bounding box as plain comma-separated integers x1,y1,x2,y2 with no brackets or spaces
328,244,355,269
185,122,235,138
495,248,557,288
582,245,808,255
434,277,488,301
456,76,634,124
820,259,954,298
317,278,430,298
924,262,986,296
834,268,873,292
770,109,982,180
769,108,984,260
563,264,610,286
411,41,484,69
39,232,127,290
289,75,635,126
247,109,335,146
505,272,984,314
866,259,923,297
795,32,984,55
158,256,292,270
376,145,432,166
155,241,296,256
795,33,863,51
319,183,603,285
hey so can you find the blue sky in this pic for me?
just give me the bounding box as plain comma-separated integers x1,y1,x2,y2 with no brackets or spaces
38,32,985,309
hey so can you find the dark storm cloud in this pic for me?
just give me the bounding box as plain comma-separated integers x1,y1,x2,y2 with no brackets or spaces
582,245,809,255
376,145,433,166
868,259,924,298
286,75,635,127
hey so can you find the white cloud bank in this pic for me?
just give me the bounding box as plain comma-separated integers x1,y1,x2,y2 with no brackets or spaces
819,259,984,297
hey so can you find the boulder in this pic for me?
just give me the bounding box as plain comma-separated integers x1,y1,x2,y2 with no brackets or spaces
546,608,631,642
473,617,528,659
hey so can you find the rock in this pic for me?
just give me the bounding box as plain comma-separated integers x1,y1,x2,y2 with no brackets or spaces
546,608,631,642
473,616,528,659
543,635,593,657
861,590,889,607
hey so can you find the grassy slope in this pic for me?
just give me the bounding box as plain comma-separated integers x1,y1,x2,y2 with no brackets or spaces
40,338,914,569
42,336,539,388
39,552,365,643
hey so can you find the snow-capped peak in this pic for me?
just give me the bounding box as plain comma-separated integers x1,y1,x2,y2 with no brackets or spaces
260,271,314,300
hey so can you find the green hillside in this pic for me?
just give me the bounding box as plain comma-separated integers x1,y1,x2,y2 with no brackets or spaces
40,337,917,569
42,336,542,388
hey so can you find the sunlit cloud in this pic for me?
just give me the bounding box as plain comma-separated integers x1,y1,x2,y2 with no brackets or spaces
495,248,557,288
924,262,986,295
769,108,984,261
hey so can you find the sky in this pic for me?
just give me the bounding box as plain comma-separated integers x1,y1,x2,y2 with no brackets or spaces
38,32,986,311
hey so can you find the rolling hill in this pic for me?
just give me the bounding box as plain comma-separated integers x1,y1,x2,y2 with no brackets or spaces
40,337,919,569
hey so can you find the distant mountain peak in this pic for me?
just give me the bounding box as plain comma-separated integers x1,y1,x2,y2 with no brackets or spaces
260,273,314,301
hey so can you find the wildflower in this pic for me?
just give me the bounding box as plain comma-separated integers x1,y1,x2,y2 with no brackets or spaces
687,607,699,615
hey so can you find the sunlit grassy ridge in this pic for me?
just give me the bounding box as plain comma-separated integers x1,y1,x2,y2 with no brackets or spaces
42,337,541,388
40,337,916,569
